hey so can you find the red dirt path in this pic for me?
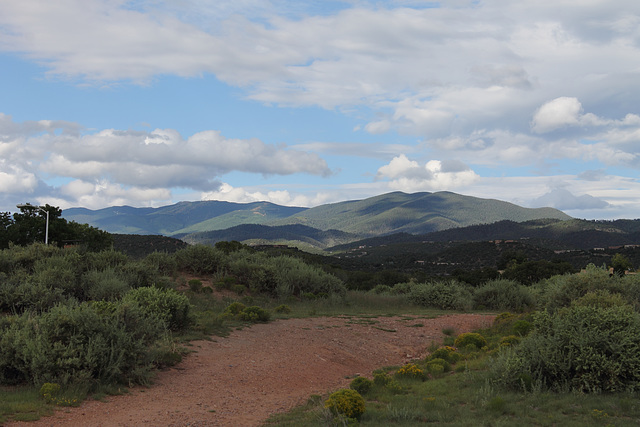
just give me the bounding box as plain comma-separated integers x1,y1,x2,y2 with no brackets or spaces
8,313,494,427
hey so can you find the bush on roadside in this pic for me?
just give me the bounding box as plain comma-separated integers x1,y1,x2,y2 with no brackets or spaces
473,279,535,312
492,303,640,393
123,286,192,331
407,280,473,311
0,301,164,386
324,389,366,420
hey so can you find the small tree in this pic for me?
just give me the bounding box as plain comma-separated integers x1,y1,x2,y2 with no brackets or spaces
611,253,632,276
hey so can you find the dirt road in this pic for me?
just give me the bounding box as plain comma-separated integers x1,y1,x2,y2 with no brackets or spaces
8,314,494,426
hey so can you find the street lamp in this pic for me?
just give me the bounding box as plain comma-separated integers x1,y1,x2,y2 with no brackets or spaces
16,204,49,245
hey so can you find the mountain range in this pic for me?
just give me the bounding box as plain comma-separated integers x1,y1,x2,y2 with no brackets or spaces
63,191,571,249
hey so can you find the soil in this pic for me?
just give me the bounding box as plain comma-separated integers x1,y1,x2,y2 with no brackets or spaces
8,313,494,427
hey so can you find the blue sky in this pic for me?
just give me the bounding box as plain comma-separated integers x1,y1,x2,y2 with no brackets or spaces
1,0,639,219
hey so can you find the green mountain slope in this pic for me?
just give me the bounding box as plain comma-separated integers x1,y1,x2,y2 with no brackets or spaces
63,201,306,235
274,191,570,236
62,191,571,248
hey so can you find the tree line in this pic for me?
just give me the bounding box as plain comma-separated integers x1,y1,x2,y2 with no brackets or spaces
0,204,112,251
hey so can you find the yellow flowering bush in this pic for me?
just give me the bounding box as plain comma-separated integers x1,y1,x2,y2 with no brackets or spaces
454,332,487,350
324,389,366,420
396,363,427,381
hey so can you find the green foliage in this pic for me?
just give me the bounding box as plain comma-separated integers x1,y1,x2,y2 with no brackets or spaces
238,306,271,323
425,358,451,374
503,259,575,285
274,304,291,314
4,204,112,250
473,279,535,311
188,279,203,293
82,268,130,301
537,264,640,312
492,304,640,393
370,284,393,294
396,363,427,380
350,376,373,395
611,253,633,276
39,382,61,403
143,251,178,277
512,320,532,336
123,287,192,331
428,346,461,364
0,301,164,386
174,245,225,275
223,302,246,316
407,280,473,311
324,389,366,420
454,332,487,350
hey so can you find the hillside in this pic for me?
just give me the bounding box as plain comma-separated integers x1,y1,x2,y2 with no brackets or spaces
63,201,306,235
272,191,569,235
62,191,571,249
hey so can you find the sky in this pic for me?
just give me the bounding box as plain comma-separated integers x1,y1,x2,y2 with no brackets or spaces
0,0,639,220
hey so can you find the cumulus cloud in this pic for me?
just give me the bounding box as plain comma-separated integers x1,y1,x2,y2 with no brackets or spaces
0,114,331,207
375,155,479,192
200,182,334,207
531,97,584,133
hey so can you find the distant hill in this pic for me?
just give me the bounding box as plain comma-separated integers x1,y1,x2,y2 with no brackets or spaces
63,191,572,249
272,191,570,235
63,201,306,235
330,218,640,252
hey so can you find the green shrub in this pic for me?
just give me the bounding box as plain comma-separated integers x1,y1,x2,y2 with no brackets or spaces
454,332,487,350
536,264,637,312
407,280,473,311
143,251,178,276
492,304,640,393
174,245,225,275
350,376,373,395
188,279,203,293
231,284,247,295
512,320,532,336
0,301,163,386
473,279,534,312
571,290,628,309
371,284,393,294
123,286,192,331
425,358,451,374
390,282,414,295
0,279,69,314
499,335,521,347
274,304,291,314
223,302,246,316
324,389,366,420
239,306,270,323
373,371,392,386
83,250,129,271
39,382,61,403
82,268,130,301
428,346,461,364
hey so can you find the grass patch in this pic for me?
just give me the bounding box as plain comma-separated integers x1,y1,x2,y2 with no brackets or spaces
0,386,53,424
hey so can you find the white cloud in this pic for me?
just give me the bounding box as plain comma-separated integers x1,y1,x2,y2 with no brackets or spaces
200,182,334,207
0,114,331,207
376,155,479,192
531,97,583,133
